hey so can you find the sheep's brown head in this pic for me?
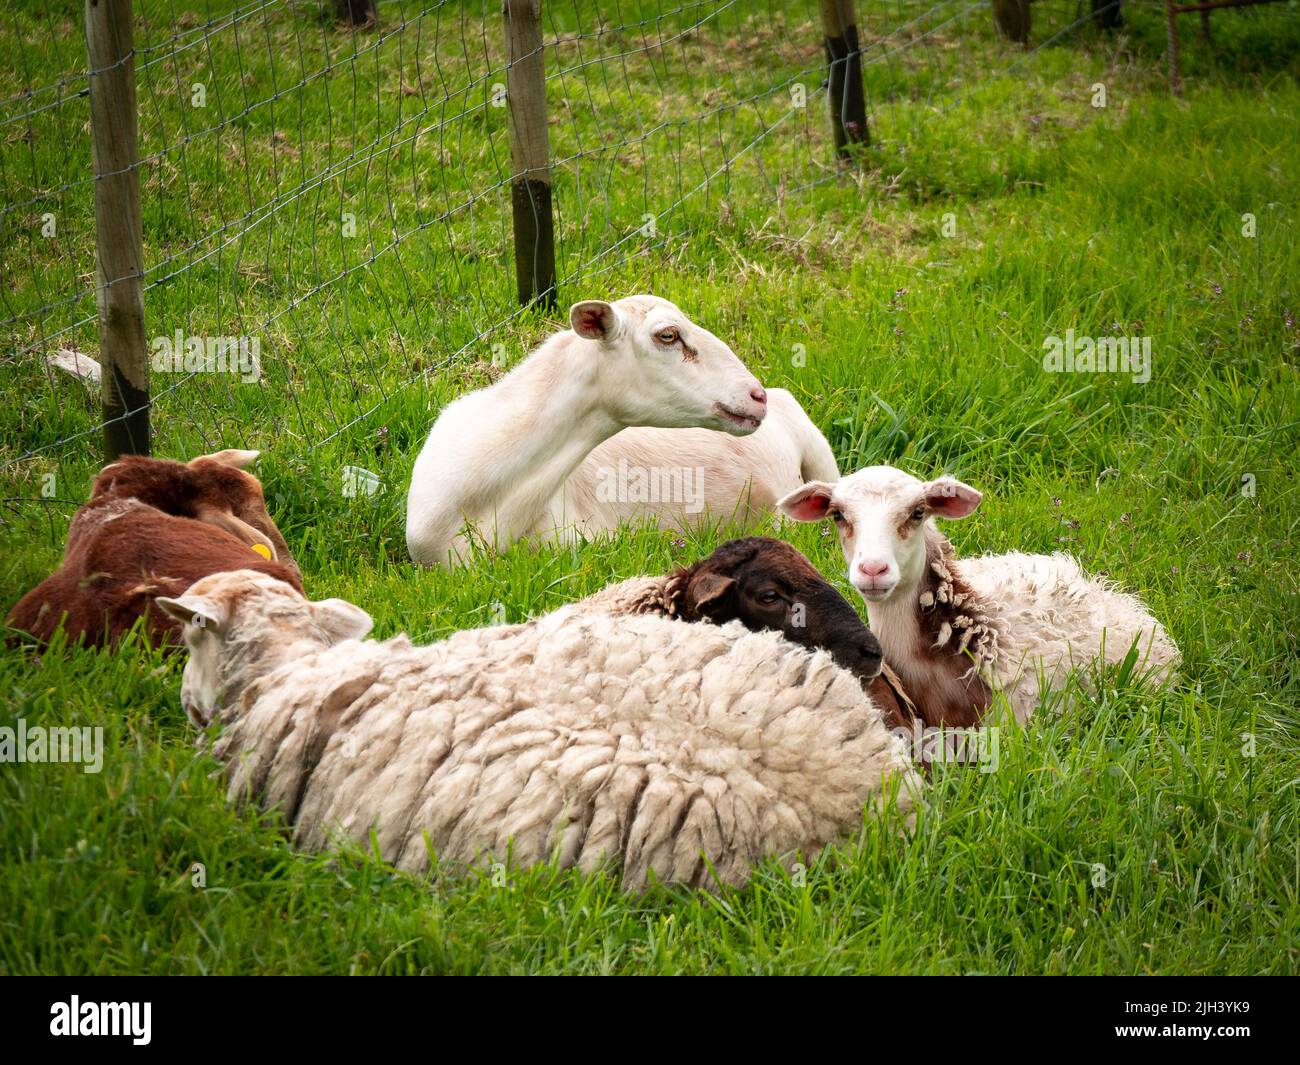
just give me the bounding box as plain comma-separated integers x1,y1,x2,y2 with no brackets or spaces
157,570,372,726
668,536,884,684
90,449,300,580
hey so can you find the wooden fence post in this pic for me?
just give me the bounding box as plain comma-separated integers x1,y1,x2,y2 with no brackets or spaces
503,0,557,310
85,0,149,460
819,0,870,159
993,0,1031,44
334,0,377,29
1165,0,1182,96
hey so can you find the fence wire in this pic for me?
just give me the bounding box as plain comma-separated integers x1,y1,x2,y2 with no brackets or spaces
1,0,1116,527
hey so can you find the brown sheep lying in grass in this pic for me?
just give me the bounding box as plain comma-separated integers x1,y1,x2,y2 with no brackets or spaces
7,449,302,648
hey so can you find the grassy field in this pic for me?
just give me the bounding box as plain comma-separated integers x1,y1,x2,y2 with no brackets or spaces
1,0,1298,974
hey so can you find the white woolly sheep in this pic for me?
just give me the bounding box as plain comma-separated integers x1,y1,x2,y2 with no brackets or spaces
778,466,1180,725
158,570,922,892
405,295,837,566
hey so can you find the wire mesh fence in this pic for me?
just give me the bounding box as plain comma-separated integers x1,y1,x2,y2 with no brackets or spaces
2,0,1128,535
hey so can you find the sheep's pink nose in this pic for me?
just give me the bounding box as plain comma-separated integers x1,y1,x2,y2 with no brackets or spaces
857,559,890,579
750,387,767,406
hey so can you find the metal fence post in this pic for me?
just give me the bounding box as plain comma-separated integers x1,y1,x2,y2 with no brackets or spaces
85,0,149,459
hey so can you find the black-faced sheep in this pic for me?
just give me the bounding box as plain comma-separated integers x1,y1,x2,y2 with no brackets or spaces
570,536,920,731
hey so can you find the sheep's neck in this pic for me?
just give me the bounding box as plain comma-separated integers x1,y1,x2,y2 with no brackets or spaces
476,338,623,535
867,531,993,729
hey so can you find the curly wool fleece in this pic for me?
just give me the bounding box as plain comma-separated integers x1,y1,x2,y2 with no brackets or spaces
208,603,921,892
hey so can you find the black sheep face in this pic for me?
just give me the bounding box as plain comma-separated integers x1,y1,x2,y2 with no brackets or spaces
676,537,884,684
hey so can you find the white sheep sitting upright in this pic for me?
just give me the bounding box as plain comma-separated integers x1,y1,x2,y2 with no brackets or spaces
405,294,837,567
778,465,1180,726
158,570,921,892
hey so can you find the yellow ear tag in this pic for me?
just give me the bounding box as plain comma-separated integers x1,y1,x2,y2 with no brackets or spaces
249,543,272,560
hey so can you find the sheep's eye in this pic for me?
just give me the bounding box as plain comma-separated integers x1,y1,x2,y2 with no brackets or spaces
757,590,781,605
829,509,845,523
655,327,679,345
910,506,926,522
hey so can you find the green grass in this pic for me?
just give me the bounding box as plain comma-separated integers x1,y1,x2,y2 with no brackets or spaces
1,0,1298,974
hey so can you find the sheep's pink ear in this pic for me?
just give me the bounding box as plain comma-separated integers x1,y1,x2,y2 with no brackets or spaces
312,598,373,643
155,595,228,634
777,482,836,522
924,477,982,519
193,449,259,469
569,300,621,342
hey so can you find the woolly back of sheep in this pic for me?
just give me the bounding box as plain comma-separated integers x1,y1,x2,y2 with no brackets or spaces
210,609,922,892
